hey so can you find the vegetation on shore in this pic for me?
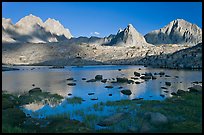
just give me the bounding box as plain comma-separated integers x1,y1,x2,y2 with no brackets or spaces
2,85,202,133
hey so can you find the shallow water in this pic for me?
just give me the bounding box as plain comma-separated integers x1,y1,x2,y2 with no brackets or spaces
2,65,202,120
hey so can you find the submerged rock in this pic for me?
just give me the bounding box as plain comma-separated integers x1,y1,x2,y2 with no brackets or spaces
49,66,64,69
135,81,141,84
132,97,143,101
143,72,153,77
110,81,117,83
95,75,103,80
159,72,165,75
192,81,199,84
161,87,167,89
97,112,128,126
163,90,169,93
127,80,134,84
140,76,151,80
134,72,140,76
160,94,165,98
165,82,171,86
177,89,186,95
91,97,98,100
131,77,139,80
116,77,129,83
67,83,76,86
101,79,107,83
154,72,158,75
121,89,132,95
105,86,113,88
171,92,177,96
67,78,74,81
28,87,42,94
88,93,94,95
188,85,202,92
165,75,171,77
152,76,157,80
86,79,97,82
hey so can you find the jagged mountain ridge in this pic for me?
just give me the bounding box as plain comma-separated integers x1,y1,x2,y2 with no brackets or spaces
2,15,202,47
144,19,202,46
105,24,149,47
2,14,150,46
2,14,72,43
56,24,151,47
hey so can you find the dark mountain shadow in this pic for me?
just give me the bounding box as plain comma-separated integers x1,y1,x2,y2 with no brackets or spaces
3,24,69,43
5,27,34,43
102,32,124,46
63,36,106,45
103,43,202,69
29,57,104,66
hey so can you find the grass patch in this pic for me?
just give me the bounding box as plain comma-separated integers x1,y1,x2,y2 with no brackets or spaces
67,96,83,104
93,103,104,111
83,114,100,128
2,125,27,133
2,88,202,133
17,90,64,106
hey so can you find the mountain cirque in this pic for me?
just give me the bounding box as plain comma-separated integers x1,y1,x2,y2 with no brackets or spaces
2,15,202,69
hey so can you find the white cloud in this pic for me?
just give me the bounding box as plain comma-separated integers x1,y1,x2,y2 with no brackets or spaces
90,31,100,35
94,32,100,35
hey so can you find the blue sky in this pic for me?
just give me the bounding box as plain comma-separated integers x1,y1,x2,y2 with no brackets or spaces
2,2,202,37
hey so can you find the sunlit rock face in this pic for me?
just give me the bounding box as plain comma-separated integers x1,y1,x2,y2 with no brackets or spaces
144,19,202,46
2,14,72,43
2,18,17,43
44,18,72,39
106,24,150,47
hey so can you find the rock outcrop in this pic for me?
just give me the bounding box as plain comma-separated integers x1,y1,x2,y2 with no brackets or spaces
144,19,202,46
138,43,202,69
105,24,149,47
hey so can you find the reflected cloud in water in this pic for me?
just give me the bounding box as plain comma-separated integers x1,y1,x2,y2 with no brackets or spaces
3,65,202,119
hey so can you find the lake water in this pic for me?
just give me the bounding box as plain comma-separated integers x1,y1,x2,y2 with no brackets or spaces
2,65,202,120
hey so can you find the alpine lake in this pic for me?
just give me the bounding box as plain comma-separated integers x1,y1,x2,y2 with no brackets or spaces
2,65,202,133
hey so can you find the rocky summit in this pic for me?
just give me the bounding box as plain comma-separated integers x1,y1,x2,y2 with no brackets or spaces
2,14,72,43
1,15,202,69
144,19,202,46
105,24,150,47
44,18,72,39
